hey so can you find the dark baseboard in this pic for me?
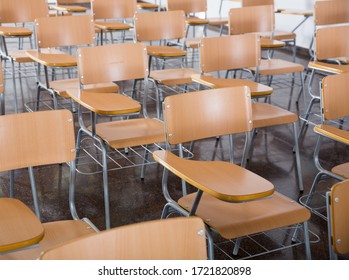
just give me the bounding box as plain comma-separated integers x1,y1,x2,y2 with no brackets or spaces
296,46,312,59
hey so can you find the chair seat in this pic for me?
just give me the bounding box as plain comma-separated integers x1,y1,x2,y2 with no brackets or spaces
308,61,349,74
273,30,296,41
178,191,310,240
253,59,304,76
66,88,141,115
260,38,286,49
94,21,132,31
49,5,88,13
50,79,119,98
191,74,273,97
18,48,71,64
150,68,200,86
252,103,298,128
314,124,349,145
137,2,159,9
186,17,209,25
0,198,44,253
0,26,32,37
280,9,313,17
0,219,96,260
26,49,77,67
147,45,187,58
8,50,35,63
153,150,275,202
91,118,165,149
208,17,228,26
331,162,349,179
259,30,296,41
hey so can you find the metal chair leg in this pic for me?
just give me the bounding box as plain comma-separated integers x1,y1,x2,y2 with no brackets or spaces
293,122,304,192
303,222,312,260
28,166,41,221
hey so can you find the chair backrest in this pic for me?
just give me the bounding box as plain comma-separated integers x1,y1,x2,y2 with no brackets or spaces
0,0,48,24
35,15,95,49
314,0,349,26
328,179,349,255
166,0,207,14
134,10,186,42
229,5,274,35
0,110,76,172
321,72,349,121
91,0,137,20
39,217,207,259
199,34,261,73
315,25,349,61
163,87,253,145
241,0,274,7
77,42,148,85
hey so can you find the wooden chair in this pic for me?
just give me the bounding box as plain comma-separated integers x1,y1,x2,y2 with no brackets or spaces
167,0,209,36
326,179,349,260
0,110,97,259
134,10,200,118
192,34,272,98
64,42,165,229
309,0,349,59
0,0,49,113
302,72,349,220
26,14,118,111
192,34,304,192
152,86,311,260
39,217,207,259
134,10,187,70
91,0,137,45
241,0,297,61
301,0,349,131
49,0,90,15
167,0,228,48
228,5,306,111
229,4,285,54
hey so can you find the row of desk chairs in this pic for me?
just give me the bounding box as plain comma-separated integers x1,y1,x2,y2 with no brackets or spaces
1,0,346,260
0,61,311,260
0,0,306,114
0,2,312,257
0,1,308,258
16,10,307,228
2,62,349,259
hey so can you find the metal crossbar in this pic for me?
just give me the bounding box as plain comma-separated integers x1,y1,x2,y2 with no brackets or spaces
73,137,193,175
213,226,320,260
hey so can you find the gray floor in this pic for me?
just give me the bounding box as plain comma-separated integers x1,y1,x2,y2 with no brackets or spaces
1,26,348,260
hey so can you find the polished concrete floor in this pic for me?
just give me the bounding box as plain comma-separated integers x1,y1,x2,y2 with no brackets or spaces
1,27,348,260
